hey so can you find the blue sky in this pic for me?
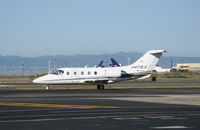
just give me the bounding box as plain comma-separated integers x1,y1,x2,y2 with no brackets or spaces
0,0,200,57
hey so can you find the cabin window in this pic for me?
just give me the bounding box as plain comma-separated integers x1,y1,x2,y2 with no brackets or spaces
94,71,97,75
74,71,77,75
58,70,64,75
88,71,91,75
66,72,70,75
81,71,84,75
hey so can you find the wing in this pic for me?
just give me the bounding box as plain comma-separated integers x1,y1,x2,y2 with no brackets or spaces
80,78,110,84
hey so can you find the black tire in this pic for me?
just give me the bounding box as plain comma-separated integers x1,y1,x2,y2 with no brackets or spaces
99,84,104,90
97,84,104,90
152,77,157,81
97,85,100,89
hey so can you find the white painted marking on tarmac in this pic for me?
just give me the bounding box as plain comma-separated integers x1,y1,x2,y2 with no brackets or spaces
113,117,141,120
151,126,192,129
145,116,187,120
0,85,16,87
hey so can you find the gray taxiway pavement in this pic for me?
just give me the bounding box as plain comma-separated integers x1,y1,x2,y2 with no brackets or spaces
0,87,200,130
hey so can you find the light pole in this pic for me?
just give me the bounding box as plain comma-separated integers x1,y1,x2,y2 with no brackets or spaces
22,64,24,75
127,58,131,65
48,60,51,74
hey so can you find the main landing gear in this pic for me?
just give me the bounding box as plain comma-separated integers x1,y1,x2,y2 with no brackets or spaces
97,84,104,90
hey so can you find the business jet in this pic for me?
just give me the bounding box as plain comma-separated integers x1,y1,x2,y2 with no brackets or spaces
33,50,166,90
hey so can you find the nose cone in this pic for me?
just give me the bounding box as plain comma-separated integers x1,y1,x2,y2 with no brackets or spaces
33,75,48,84
33,74,52,84
32,78,42,83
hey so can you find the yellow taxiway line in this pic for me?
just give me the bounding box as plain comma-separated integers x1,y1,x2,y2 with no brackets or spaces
0,102,119,109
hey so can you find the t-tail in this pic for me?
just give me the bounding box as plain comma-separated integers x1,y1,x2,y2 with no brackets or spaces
129,50,166,72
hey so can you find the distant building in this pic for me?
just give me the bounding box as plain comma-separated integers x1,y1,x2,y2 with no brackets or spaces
176,63,200,71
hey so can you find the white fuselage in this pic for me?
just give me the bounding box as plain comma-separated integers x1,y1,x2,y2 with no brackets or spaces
33,66,148,85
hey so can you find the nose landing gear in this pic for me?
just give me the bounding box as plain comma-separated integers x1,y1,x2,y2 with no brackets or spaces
45,85,50,90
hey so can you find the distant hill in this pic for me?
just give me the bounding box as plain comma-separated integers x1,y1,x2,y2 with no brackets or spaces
0,52,200,75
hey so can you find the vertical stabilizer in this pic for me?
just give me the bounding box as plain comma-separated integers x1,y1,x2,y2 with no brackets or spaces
129,50,166,71
110,58,121,67
96,60,104,67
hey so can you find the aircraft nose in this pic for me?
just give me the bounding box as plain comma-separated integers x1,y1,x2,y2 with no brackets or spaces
32,78,41,83
32,75,50,84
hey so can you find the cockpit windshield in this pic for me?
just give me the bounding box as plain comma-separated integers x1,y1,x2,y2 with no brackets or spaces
50,70,64,75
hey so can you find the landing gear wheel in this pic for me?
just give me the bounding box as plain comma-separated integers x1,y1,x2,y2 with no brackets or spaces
45,85,49,90
97,84,104,90
152,77,157,81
